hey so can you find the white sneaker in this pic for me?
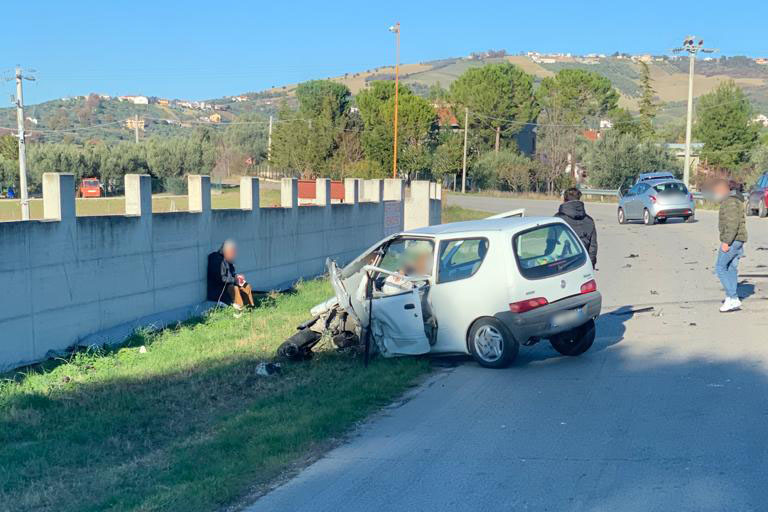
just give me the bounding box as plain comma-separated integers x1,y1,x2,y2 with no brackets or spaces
719,297,741,313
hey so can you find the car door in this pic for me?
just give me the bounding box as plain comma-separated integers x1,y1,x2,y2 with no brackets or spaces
366,238,434,357
429,236,495,353
624,184,641,219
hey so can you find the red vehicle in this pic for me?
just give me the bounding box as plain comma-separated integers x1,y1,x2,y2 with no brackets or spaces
79,178,102,198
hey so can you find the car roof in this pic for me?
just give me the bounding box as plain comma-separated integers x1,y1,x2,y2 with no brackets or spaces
403,216,564,237
641,178,686,186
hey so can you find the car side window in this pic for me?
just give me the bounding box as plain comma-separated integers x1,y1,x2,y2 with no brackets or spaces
637,183,649,194
759,175,768,189
437,238,489,284
627,184,641,196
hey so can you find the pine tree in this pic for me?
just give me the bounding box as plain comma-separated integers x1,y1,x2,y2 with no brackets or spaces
637,62,659,138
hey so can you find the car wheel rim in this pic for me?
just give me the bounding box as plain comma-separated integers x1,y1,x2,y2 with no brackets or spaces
644,211,649,223
618,210,624,222
474,325,503,362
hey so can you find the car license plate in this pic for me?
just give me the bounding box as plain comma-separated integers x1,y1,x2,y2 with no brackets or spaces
551,308,583,328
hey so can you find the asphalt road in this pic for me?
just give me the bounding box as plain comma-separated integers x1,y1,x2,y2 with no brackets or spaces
246,196,768,512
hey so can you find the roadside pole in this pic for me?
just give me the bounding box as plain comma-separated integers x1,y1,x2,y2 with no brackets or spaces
15,67,30,221
267,115,273,173
134,114,140,144
461,107,468,193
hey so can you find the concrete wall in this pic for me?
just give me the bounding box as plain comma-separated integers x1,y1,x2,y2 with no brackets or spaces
0,174,440,371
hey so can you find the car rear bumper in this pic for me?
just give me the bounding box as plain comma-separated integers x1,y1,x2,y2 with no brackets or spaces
494,292,602,343
651,204,694,218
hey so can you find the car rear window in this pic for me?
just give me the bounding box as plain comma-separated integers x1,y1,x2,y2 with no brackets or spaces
653,182,688,195
83,180,99,187
513,224,586,279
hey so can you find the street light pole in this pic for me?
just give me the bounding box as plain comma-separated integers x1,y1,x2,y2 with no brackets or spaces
389,22,400,179
673,36,716,187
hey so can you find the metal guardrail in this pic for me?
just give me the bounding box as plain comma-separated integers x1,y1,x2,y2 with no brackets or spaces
579,188,707,200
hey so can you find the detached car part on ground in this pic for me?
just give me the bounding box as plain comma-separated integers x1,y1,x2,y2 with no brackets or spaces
278,210,602,368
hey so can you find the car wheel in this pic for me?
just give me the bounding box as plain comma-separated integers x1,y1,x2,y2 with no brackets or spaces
617,208,626,224
468,318,518,368
686,215,695,223
759,201,767,218
277,329,322,361
549,319,596,356
643,208,655,225
657,218,667,224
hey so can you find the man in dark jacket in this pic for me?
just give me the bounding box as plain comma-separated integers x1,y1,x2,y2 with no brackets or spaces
713,179,748,312
555,188,598,267
207,239,255,314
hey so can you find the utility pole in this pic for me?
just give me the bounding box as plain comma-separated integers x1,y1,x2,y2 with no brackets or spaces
673,36,716,186
12,67,35,221
134,114,140,144
461,107,469,193
389,22,400,179
267,115,273,173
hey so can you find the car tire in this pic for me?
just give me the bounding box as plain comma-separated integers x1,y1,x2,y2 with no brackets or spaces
686,214,695,223
468,317,518,368
617,208,626,224
277,329,322,361
549,319,596,356
759,201,767,218
657,218,667,224
643,208,655,226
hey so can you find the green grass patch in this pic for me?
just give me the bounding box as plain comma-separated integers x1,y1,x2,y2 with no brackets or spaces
442,204,490,223
0,280,429,512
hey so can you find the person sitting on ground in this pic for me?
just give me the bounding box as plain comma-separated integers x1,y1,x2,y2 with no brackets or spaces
555,187,598,268
207,239,255,315
713,178,748,313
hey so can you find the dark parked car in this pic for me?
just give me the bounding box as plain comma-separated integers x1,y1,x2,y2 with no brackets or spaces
746,172,768,217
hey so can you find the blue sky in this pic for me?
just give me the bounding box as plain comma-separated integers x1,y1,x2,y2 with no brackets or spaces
4,0,768,105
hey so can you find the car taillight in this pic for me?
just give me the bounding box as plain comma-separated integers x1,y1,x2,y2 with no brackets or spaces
764,190,768,206
649,195,657,203
580,279,597,294
509,297,548,313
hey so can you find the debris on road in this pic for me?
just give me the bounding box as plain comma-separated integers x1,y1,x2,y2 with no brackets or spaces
610,306,655,316
622,264,632,268
650,290,659,295
626,253,639,258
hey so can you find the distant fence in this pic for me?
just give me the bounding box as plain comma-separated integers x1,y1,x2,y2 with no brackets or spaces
0,174,442,372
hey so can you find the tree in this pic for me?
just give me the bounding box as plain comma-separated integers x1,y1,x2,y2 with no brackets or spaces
637,61,660,138
295,80,350,121
473,150,539,192
432,132,464,186
356,81,437,177
696,80,759,169
536,69,620,192
586,131,680,188
449,62,538,152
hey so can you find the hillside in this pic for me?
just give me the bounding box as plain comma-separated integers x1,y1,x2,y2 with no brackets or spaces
3,54,767,144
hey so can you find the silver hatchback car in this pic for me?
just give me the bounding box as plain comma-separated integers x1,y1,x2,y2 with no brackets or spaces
618,179,695,225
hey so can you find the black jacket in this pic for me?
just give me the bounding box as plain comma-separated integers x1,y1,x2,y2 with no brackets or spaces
555,200,598,266
207,248,238,302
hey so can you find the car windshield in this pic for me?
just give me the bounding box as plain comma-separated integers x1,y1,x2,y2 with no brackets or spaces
513,224,585,279
653,182,688,195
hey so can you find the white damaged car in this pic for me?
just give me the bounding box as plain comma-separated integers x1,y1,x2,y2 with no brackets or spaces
277,213,602,368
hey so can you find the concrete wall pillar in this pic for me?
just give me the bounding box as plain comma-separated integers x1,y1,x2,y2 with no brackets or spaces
125,174,152,217
281,177,298,209
42,173,75,221
404,180,432,230
240,176,260,212
188,175,211,213
316,178,331,206
344,178,359,205
365,179,383,202
383,178,404,201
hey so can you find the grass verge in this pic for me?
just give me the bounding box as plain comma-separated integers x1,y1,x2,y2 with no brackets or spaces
442,204,491,223
0,279,429,512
